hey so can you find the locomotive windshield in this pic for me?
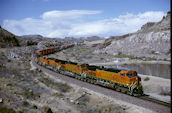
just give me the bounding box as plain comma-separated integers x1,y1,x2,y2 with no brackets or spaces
127,73,132,78
127,72,137,78
133,72,137,76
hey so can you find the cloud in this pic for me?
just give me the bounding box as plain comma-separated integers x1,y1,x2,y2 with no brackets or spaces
42,10,101,20
66,11,165,37
2,10,165,38
3,18,52,36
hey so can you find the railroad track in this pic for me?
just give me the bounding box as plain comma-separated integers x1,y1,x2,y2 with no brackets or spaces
97,84,171,108
44,61,171,108
138,95,171,108
32,59,171,113
88,78,171,108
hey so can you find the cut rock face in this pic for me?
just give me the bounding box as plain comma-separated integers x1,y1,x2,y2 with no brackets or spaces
95,12,171,60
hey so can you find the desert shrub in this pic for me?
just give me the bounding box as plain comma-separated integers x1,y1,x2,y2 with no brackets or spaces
43,106,53,113
23,100,29,106
4,36,12,42
17,62,21,66
100,58,104,60
32,105,38,109
144,77,150,81
13,36,20,46
24,53,32,56
146,57,157,61
160,87,171,96
53,92,64,98
78,101,86,106
8,59,11,62
26,40,37,46
0,107,15,113
115,53,137,60
7,83,13,87
0,44,6,48
71,53,75,56
163,58,169,61
23,88,34,99
3,36,20,47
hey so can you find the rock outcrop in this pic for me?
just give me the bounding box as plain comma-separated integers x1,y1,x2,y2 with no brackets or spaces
96,11,171,60
20,34,43,38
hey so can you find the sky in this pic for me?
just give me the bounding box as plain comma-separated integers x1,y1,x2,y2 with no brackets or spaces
0,0,170,38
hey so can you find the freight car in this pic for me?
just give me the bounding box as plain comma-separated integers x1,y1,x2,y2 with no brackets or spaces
34,47,143,96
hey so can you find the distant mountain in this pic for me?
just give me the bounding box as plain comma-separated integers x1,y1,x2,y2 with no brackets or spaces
20,34,43,38
85,36,104,41
0,27,20,48
95,11,171,60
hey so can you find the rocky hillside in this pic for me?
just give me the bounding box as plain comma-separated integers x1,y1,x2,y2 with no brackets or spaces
0,27,20,48
20,34,43,38
95,11,171,60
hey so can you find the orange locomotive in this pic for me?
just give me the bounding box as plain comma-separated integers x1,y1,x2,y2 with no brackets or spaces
34,47,143,96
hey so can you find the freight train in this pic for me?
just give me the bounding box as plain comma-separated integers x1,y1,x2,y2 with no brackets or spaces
34,46,143,96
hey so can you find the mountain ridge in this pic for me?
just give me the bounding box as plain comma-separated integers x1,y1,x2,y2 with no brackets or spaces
95,11,171,60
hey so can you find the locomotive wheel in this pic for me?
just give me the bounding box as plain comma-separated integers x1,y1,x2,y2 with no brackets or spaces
58,71,61,74
87,79,91,83
90,80,93,84
79,77,82,80
93,80,97,85
111,84,114,89
77,76,80,79
121,88,127,94
119,89,122,92
103,83,106,87
116,87,121,92
59,71,62,74
124,90,128,94
126,91,131,95
112,85,116,90
130,92,133,96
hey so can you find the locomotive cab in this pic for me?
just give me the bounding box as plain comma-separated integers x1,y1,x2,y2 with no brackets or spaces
120,70,143,95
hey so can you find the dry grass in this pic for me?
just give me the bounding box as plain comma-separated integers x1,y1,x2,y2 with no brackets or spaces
39,77,71,93
0,106,16,113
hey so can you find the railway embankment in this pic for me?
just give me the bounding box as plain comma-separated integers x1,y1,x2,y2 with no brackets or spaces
31,59,170,113
92,12,170,61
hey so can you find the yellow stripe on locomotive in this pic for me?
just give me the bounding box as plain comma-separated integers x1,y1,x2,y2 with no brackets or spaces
96,69,142,89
